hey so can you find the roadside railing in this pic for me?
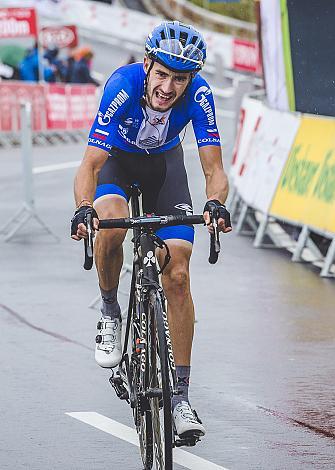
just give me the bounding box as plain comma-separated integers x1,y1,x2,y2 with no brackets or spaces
151,0,257,39
230,93,335,278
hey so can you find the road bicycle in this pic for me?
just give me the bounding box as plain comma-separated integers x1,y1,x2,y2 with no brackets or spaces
83,184,222,470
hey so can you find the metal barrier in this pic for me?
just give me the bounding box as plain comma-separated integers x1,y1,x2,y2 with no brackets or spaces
0,82,97,134
0,102,58,242
230,93,335,278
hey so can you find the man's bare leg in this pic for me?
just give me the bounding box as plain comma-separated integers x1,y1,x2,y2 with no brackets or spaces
158,240,194,406
93,195,129,368
94,195,129,292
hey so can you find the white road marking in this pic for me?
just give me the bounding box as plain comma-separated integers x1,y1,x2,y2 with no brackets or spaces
32,136,226,175
33,161,81,174
66,412,229,470
33,147,198,174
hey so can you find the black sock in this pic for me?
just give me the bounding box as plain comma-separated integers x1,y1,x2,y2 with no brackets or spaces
172,365,191,409
100,286,121,320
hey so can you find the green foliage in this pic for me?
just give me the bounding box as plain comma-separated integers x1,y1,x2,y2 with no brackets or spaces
189,0,256,23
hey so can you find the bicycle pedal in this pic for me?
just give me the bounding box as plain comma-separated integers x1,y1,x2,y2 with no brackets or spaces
174,434,201,448
109,375,129,401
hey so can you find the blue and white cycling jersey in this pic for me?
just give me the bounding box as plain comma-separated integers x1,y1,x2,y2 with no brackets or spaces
88,62,221,154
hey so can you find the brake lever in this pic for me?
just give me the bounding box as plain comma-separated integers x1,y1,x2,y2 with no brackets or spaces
208,209,220,264
83,211,94,270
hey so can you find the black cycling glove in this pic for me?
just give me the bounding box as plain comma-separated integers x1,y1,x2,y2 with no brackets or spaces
203,199,232,229
71,205,98,237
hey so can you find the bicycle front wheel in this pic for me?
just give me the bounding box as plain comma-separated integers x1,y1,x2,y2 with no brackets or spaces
148,291,173,470
130,296,153,469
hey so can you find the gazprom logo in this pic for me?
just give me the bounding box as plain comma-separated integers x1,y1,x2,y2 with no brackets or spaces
194,86,214,126
97,111,110,126
97,89,129,126
194,86,212,102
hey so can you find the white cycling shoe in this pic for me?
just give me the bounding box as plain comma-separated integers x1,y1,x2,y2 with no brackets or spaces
173,401,206,438
95,317,122,368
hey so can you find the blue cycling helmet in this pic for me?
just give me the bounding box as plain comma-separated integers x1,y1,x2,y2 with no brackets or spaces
145,21,206,73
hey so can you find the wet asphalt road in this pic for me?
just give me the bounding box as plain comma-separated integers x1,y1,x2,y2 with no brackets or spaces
1,38,335,470
1,124,335,469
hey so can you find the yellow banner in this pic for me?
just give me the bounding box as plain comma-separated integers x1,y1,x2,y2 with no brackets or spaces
270,116,335,233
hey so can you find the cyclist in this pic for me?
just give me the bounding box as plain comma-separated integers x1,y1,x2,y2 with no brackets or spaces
71,21,231,439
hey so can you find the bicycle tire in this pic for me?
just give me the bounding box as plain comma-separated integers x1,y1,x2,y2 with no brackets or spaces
131,299,154,470
148,292,173,470
131,361,153,469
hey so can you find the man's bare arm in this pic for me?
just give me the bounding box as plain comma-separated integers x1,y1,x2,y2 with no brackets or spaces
72,146,109,240
74,145,109,207
199,145,229,204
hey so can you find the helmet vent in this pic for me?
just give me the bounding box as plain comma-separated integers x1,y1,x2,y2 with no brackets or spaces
160,30,166,40
179,31,188,46
190,36,198,45
169,28,175,39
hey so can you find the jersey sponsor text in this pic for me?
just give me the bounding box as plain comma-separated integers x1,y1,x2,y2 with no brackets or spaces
98,89,129,126
197,137,220,144
194,86,215,126
88,137,112,149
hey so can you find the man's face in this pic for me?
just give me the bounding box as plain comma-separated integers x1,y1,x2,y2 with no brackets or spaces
143,57,191,112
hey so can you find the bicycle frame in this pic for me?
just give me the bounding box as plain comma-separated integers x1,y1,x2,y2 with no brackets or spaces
111,184,177,406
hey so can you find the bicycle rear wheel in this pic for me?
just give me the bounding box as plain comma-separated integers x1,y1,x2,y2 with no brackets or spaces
148,292,173,470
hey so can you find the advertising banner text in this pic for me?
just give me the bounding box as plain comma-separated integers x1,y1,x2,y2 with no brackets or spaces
270,116,335,233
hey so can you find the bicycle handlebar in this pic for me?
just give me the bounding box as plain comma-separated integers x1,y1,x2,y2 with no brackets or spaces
83,213,222,270
99,214,204,229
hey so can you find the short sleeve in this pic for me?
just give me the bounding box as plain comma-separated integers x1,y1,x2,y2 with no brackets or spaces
191,78,221,148
88,72,132,151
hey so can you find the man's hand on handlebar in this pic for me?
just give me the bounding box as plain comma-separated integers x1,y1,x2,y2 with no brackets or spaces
203,199,232,234
71,205,99,241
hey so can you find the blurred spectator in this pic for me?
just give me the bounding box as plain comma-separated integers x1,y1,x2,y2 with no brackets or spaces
70,46,100,86
43,46,67,82
63,47,76,83
19,43,55,82
19,45,39,81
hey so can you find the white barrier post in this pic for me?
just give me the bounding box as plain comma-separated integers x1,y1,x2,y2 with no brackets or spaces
22,101,34,210
291,225,309,262
321,238,335,277
235,201,248,234
253,215,269,248
0,102,58,242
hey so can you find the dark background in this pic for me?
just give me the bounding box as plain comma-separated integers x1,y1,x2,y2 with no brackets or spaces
287,0,335,117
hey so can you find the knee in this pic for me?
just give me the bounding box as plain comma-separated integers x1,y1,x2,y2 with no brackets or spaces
96,227,126,252
164,267,190,296
94,199,128,250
